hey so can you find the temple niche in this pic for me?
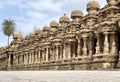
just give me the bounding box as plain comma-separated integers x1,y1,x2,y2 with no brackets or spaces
0,0,120,70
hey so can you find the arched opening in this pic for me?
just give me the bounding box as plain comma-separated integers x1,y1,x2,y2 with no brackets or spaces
48,48,50,61
40,50,42,62
58,46,61,60
81,38,84,56
75,41,78,57
18,56,20,64
93,38,97,54
100,33,104,53
22,55,24,64
71,41,77,58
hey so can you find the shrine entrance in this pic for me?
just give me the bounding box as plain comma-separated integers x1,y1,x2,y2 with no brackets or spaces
10,54,14,65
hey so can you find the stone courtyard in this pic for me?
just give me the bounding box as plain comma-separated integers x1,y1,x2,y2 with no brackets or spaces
0,71,120,82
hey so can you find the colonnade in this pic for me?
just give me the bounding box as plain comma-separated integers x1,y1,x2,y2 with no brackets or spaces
6,31,117,68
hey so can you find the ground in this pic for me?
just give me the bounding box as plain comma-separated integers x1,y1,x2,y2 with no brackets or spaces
0,71,120,82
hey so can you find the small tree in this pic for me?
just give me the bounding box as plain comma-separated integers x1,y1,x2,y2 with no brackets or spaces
1,19,16,46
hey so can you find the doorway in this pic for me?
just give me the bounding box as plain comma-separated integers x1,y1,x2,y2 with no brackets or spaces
10,54,14,65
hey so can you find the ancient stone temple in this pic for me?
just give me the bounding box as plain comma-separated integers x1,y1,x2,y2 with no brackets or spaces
1,0,120,70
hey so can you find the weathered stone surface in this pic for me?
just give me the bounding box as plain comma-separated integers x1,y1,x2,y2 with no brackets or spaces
0,0,120,70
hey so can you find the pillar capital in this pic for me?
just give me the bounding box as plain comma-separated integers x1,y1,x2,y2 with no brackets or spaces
103,31,109,35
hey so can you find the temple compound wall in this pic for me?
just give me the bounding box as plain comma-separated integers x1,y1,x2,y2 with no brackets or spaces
1,0,120,70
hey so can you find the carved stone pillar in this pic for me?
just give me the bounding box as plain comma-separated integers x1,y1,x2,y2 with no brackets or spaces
37,51,39,63
38,50,41,63
63,43,66,59
50,47,52,61
46,48,48,62
20,54,22,65
13,53,16,66
55,45,59,61
23,54,25,65
82,37,87,56
16,55,18,66
28,53,29,64
72,42,76,58
31,52,33,64
32,51,35,64
19,54,21,65
66,42,71,59
96,33,100,54
29,53,31,64
40,50,42,63
18,55,20,65
111,32,117,54
8,54,11,66
30,52,32,64
77,40,81,57
89,35,93,56
26,53,28,65
42,49,45,62
52,46,56,60
104,32,109,54
25,53,27,65
42,50,44,62
35,51,38,63
29,52,31,64
34,52,36,63
59,45,63,60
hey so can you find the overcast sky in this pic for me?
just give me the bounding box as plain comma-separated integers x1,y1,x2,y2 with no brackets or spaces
0,0,107,47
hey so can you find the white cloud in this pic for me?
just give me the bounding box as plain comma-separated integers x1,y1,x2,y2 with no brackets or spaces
0,0,22,9
19,0,62,14
26,11,48,19
13,0,64,35
26,0,61,12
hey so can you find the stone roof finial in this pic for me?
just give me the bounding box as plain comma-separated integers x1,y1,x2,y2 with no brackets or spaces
50,21,59,27
43,25,50,31
59,14,70,23
34,28,42,35
71,9,83,19
106,0,116,6
87,1,100,14
13,32,23,40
